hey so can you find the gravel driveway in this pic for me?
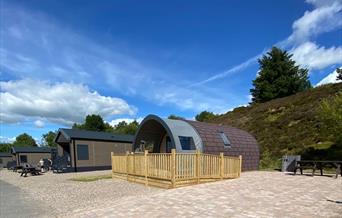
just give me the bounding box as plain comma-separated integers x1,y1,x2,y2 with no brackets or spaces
1,169,341,217
0,169,161,217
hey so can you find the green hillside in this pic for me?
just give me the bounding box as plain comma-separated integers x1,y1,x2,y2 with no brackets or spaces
210,83,342,169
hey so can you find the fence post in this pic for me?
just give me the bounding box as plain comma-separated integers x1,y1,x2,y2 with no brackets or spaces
144,150,148,186
111,152,114,179
220,153,224,180
196,150,200,184
171,149,176,188
126,151,129,181
238,155,242,177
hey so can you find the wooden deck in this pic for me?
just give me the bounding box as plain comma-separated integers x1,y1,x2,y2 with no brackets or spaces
111,149,241,188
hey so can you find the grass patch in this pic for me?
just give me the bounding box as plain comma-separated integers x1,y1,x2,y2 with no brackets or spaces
70,174,112,182
210,83,342,169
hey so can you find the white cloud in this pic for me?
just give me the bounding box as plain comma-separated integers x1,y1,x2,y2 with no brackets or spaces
291,42,342,70
306,0,342,8
286,0,342,45
191,52,262,86
0,136,16,143
316,67,342,86
247,95,253,102
1,1,341,116
34,120,45,128
109,117,144,127
195,0,342,85
0,4,234,113
0,80,136,125
282,1,342,73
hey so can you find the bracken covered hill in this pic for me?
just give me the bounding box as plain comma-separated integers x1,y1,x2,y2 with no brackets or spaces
209,83,342,169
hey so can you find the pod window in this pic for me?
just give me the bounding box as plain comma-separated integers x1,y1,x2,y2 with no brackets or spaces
179,136,196,150
219,132,231,147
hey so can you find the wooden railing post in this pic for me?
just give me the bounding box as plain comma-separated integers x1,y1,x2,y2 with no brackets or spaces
126,151,129,181
220,153,224,180
144,150,148,186
238,155,242,177
111,152,114,178
196,150,200,184
171,149,176,188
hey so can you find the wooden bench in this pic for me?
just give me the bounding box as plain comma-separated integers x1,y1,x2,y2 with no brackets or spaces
294,160,342,178
13,165,23,172
20,165,41,177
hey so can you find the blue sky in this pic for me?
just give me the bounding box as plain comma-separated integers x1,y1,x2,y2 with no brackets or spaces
1,0,341,143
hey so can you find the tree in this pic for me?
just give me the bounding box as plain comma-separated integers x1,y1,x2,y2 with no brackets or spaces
13,133,37,147
250,47,311,103
168,115,184,120
42,131,58,147
113,120,139,135
73,114,138,134
73,114,106,131
195,111,217,122
0,143,12,152
337,68,342,81
320,92,342,145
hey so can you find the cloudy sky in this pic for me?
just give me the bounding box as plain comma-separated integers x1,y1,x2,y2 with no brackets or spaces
1,0,341,143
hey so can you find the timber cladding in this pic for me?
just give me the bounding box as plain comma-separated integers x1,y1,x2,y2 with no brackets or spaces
17,153,51,166
0,156,13,168
73,139,132,168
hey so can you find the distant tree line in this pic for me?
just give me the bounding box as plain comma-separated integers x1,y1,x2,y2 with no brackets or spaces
0,133,38,152
0,114,140,153
72,114,139,135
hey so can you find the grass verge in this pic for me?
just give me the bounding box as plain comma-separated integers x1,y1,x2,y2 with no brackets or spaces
70,174,112,182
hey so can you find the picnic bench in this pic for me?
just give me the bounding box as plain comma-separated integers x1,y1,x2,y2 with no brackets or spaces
294,160,342,178
20,164,41,177
13,165,23,172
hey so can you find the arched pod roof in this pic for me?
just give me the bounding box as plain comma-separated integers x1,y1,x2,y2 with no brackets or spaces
133,115,203,152
184,120,260,171
134,115,260,170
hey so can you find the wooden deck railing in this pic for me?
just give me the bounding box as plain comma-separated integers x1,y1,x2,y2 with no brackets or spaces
111,149,241,188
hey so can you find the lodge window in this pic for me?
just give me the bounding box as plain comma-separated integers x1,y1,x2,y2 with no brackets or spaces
77,144,89,160
20,155,28,163
179,136,196,150
0,158,3,164
219,132,231,147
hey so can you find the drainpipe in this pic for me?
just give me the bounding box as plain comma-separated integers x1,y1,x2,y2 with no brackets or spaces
72,140,77,172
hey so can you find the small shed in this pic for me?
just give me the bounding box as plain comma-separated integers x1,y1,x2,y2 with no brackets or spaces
0,152,13,168
11,146,53,166
54,128,133,172
133,115,260,171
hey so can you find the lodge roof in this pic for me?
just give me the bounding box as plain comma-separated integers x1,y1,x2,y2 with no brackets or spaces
55,128,134,143
11,146,53,154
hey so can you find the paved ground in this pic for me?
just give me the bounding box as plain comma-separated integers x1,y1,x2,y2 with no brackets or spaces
0,180,52,218
71,171,342,218
1,169,341,217
0,169,160,217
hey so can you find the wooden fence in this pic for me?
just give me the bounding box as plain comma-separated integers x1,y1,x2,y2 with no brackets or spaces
111,149,242,189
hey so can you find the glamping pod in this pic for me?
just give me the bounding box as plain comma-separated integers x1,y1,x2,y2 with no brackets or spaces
134,114,259,171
